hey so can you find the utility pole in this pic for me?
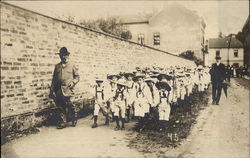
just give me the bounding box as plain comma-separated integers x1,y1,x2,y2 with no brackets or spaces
227,34,233,66
202,40,208,66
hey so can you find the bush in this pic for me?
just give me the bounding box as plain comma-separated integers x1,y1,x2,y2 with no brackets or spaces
79,17,132,40
179,50,203,66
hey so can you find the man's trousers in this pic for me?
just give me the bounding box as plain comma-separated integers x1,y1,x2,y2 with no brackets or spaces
54,95,77,125
212,82,222,104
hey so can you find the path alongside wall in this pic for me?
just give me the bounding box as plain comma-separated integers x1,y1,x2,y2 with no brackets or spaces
0,2,195,135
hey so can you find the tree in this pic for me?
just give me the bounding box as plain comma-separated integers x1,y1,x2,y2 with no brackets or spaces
78,16,132,40
236,31,245,43
179,50,203,66
179,50,195,60
121,30,132,40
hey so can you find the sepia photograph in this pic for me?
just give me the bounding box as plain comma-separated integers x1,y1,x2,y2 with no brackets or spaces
1,0,249,158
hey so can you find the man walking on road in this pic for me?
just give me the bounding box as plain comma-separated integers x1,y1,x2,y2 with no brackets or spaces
209,56,226,105
49,47,80,129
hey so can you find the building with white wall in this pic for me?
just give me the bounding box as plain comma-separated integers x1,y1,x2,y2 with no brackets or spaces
207,37,244,66
120,3,206,59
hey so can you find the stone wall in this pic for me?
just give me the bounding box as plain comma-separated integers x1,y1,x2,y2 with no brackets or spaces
0,2,195,133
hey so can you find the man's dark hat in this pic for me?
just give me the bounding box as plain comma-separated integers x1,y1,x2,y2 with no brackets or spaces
59,47,70,56
215,56,221,60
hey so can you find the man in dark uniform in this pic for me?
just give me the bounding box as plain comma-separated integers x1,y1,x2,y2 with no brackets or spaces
49,47,80,129
209,56,226,105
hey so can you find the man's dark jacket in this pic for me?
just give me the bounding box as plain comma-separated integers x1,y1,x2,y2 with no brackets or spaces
209,63,226,83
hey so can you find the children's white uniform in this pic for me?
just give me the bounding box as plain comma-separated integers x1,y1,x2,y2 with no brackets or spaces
180,80,186,100
113,89,127,118
185,76,193,96
94,85,107,116
157,91,171,121
166,80,174,103
171,79,178,103
147,84,160,108
133,82,150,117
175,79,181,100
106,83,117,112
125,80,135,107
198,71,205,92
193,71,200,88
189,78,194,95
204,72,210,89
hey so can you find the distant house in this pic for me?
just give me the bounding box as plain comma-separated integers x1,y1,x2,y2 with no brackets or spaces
120,3,206,58
207,36,244,66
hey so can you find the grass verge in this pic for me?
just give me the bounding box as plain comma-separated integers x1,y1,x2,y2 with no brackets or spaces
129,89,210,155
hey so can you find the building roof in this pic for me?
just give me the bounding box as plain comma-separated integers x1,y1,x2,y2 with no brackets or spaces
209,37,243,49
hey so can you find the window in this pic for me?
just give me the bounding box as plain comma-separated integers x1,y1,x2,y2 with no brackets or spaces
216,50,220,57
234,49,238,57
138,34,145,45
153,33,160,45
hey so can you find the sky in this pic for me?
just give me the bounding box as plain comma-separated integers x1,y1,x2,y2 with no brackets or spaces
6,0,249,38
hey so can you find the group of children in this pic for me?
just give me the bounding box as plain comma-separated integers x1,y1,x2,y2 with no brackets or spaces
92,65,211,131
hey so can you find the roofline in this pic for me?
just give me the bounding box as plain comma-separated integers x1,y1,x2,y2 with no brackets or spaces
121,21,149,25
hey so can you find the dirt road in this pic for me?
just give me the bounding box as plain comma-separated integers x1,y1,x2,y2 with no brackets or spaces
164,79,250,158
1,79,249,158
